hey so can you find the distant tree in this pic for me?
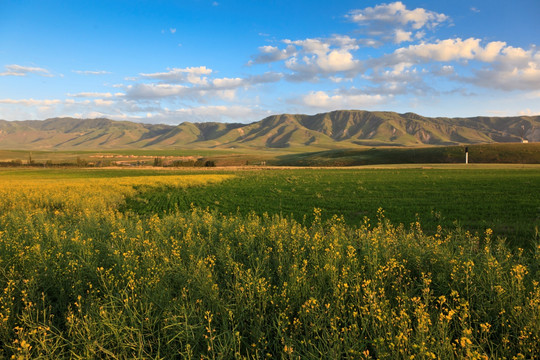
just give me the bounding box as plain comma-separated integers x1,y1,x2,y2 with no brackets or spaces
76,157,87,167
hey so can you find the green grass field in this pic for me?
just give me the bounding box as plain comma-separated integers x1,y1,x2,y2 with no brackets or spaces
125,165,540,248
1,166,539,358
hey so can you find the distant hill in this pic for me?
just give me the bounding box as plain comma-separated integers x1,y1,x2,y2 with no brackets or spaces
0,110,539,150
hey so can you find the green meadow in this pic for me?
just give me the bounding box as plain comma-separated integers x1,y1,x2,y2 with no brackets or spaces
126,165,540,247
0,166,539,358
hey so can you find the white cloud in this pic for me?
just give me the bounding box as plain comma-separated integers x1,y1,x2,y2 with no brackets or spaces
72,70,111,75
394,29,413,44
383,38,540,91
125,83,189,99
0,98,62,106
64,99,91,105
329,76,352,83
519,108,540,116
126,68,282,100
142,105,270,124
0,64,53,77
249,45,297,65
250,36,361,77
435,65,455,76
244,72,284,85
140,66,212,84
348,1,448,30
0,94,260,123
378,38,520,67
469,60,540,91
66,92,116,98
525,91,540,98
317,49,359,72
301,90,387,109
500,46,532,66
276,36,363,80
347,2,448,44
0,97,123,120
212,77,244,89
361,65,434,96
124,80,238,101
392,38,493,63
94,99,114,106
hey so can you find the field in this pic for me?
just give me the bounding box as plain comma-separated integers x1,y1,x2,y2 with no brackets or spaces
1,142,540,167
125,165,540,247
0,166,539,358
275,143,540,166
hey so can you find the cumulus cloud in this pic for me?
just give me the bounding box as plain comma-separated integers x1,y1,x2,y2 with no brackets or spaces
72,70,111,75
244,72,284,84
247,4,447,82
66,92,119,98
143,105,270,124
465,59,540,91
394,29,413,44
0,82,269,122
0,64,53,77
317,49,359,72
249,35,362,81
349,1,448,29
126,68,282,101
0,98,62,106
249,45,297,65
519,109,539,115
362,66,435,96
140,66,213,84
348,1,448,44
212,77,244,89
301,90,387,109
93,99,114,106
125,84,189,99
389,38,507,64
279,36,363,81
246,4,450,85
376,38,540,91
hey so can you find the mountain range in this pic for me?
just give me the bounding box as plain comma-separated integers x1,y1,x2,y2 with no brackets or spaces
0,110,539,150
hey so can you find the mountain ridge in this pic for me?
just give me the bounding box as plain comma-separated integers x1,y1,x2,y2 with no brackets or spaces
0,110,539,150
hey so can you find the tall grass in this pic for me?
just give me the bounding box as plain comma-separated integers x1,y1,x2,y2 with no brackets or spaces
0,173,538,358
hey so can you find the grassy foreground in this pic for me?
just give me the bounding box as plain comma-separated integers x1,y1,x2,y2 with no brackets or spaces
126,166,540,247
0,169,539,358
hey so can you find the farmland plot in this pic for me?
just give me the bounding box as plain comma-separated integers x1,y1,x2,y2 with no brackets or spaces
0,167,539,358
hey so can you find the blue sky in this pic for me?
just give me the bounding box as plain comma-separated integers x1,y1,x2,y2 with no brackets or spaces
0,0,539,124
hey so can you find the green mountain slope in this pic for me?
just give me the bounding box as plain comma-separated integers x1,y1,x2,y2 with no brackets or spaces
0,111,538,150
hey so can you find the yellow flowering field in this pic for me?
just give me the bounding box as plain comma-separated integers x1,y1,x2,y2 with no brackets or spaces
0,169,538,359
